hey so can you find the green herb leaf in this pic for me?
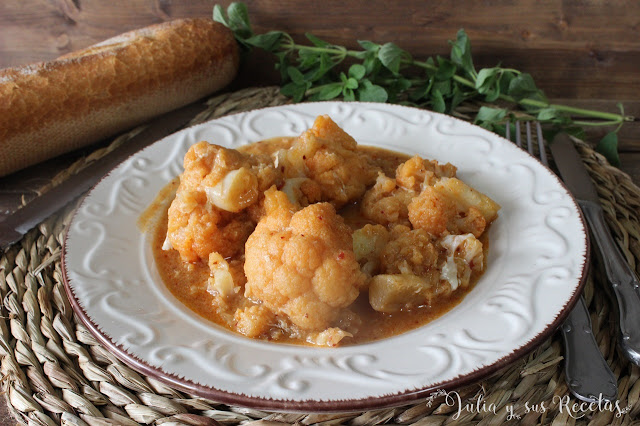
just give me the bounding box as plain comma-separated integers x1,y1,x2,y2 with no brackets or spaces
450,83,465,111
450,29,476,78
596,131,621,166
358,40,380,53
281,81,309,102
227,2,253,39
306,32,330,47
317,83,344,100
358,80,388,102
379,42,409,74
345,77,359,89
435,57,456,81
244,31,284,51
475,67,500,94
432,79,451,97
537,107,558,121
475,106,507,126
213,5,229,27
287,67,305,85
343,87,356,101
431,89,446,113
349,64,366,80
217,3,631,164
508,73,540,101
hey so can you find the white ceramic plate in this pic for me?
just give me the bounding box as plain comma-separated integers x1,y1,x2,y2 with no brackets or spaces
62,102,588,412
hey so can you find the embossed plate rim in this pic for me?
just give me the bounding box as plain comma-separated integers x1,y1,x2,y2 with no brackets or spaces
62,102,588,412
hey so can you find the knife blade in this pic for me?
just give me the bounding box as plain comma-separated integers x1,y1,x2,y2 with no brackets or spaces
550,132,640,366
0,99,206,251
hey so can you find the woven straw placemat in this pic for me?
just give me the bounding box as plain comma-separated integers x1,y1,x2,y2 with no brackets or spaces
1,86,639,425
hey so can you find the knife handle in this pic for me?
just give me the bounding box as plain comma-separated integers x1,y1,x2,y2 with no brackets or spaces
561,296,618,402
580,200,640,366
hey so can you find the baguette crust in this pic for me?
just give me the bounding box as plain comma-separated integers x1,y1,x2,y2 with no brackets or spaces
0,18,239,176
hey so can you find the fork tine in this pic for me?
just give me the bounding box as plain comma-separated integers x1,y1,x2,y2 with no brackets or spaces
515,121,522,147
536,121,548,166
525,121,534,156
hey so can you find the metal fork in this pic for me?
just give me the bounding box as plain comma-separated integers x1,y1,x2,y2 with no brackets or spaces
507,121,618,403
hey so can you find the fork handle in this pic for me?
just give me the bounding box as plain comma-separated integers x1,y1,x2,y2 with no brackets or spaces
561,296,618,402
580,200,640,366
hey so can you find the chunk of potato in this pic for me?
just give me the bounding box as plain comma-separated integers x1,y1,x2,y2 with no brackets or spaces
369,273,438,313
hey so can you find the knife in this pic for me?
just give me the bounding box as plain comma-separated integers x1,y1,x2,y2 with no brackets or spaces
0,100,206,251
550,132,640,366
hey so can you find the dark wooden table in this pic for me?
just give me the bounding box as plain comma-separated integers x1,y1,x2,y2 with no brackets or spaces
1,0,639,184
1,1,639,423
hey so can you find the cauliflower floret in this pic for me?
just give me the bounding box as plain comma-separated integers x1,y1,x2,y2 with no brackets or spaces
379,225,439,276
207,252,245,298
180,141,278,187
368,229,486,313
234,305,275,338
407,176,501,238
433,177,501,224
360,172,415,226
439,233,484,290
244,187,367,335
352,224,389,276
360,155,457,227
407,177,500,239
408,185,488,238
366,225,447,313
307,328,353,347
395,155,457,191
166,188,254,262
166,142,281,262
407,186,458,237
280,177,323,208
276,115,379,208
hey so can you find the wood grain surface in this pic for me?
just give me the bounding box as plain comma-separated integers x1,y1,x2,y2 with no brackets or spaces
1,0,638,184
0,2,639,423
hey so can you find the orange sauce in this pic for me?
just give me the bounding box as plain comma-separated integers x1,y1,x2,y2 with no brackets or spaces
145,140,485,346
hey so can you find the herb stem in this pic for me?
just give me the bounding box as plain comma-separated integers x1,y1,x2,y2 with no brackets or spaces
572,119,627,127
408,58,628,123
287,43,629,124
514,98,630,122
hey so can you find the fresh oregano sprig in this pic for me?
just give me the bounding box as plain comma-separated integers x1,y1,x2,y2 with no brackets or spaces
214,2,634,165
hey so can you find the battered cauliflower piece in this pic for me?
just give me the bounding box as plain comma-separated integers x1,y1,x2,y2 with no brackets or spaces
360,156,457,227
368,226,487,313
379,225,439,276
360,172,416,226
166,189,254,262
395,155,457,191
367,225,456,313
408,177,499,237
433,177,501,224
244,187,367,340
308,328,354,347
234,305,275,338
279,177,323,208
439,233,484,290
166,141,281,262
207,252,246,299
275,115,379,208
352,224,390,276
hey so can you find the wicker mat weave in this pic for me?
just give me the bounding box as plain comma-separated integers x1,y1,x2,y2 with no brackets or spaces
1,86,640,425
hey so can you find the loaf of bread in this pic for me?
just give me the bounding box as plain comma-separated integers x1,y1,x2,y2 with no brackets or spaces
0,18,240,177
